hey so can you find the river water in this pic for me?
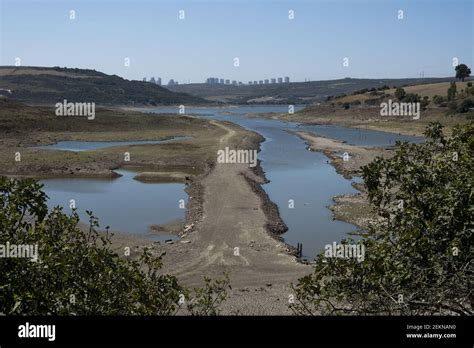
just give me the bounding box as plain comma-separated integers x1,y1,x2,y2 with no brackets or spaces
40,106,422,258
144,106,422,258
41,169,186,241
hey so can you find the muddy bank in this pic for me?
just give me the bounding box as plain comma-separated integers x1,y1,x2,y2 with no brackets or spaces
242,162,303,258
182,160,214,237
133,171,189,183
266,104,467,137
294,130,392,179
146,119,310,314
294,131,383,229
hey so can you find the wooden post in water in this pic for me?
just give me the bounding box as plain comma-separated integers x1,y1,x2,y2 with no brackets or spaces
296,242,303,258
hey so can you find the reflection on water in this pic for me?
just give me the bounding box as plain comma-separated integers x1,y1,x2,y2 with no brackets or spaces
41,170,186,241
300,124,423,147
40,105,423,259
145,105,422,259
203,111,358,259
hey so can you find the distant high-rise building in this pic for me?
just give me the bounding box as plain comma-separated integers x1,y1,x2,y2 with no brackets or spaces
143,77,146,82
264,79,269,84
248,81,253,85
253,81,258,85
156,77,162,85
271,78,276,84
284,76,290,83
259,80,263,85
206,77,220,84
232,80,237,85
150,77,156,83
219,79,225,84
206,77,213,84
168,79,175,85
225,79,230,84
278,77,283,83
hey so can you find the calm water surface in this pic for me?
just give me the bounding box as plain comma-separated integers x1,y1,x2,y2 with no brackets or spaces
145,106,423,258
40,105,423,258
41,170,186,241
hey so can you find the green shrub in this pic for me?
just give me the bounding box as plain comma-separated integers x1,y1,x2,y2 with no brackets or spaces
448,101,458,112
456,98,474,113
395,87,406,101
0,178,228,315
290,123,473,315
403,93,421,103
447,82,457,101
433,95,446,105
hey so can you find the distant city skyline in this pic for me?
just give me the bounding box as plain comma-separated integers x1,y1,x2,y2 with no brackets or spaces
1,0,472,83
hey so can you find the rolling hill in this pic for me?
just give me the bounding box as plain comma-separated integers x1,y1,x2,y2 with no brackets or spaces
0,66,207,106
165,77,457,104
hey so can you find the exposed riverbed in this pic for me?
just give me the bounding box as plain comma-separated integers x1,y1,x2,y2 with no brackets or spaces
143,106,422,259
39,105,422,259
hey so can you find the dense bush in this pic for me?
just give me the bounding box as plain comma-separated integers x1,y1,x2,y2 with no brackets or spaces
433,95,446,106
448,101,458,112
291,123,473,315
402,93,421,103
0,178,228,315
395,87,406,101
456,98,474,113
448,82,457,101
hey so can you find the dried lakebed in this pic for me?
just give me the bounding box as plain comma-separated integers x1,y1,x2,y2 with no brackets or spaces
143,106,423,259
38,106,423,258
35,106,424,314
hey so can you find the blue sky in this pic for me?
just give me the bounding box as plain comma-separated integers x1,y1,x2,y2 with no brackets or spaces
1,0,472,83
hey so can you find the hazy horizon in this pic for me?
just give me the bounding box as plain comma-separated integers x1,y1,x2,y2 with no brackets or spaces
1,0,472,83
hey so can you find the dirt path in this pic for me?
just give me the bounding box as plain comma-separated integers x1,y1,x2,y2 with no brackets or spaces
211,119,236,143
157,120,310,314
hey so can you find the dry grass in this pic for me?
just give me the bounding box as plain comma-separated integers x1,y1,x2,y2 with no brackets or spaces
386,81,470,98
0,67,101,79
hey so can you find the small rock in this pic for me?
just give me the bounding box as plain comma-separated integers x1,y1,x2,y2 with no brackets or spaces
183,223,194,233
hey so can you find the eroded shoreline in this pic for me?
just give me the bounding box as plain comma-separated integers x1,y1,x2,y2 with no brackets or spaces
1,102,401,314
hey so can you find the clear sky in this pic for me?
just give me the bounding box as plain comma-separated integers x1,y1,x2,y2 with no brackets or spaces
1,0,472,83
